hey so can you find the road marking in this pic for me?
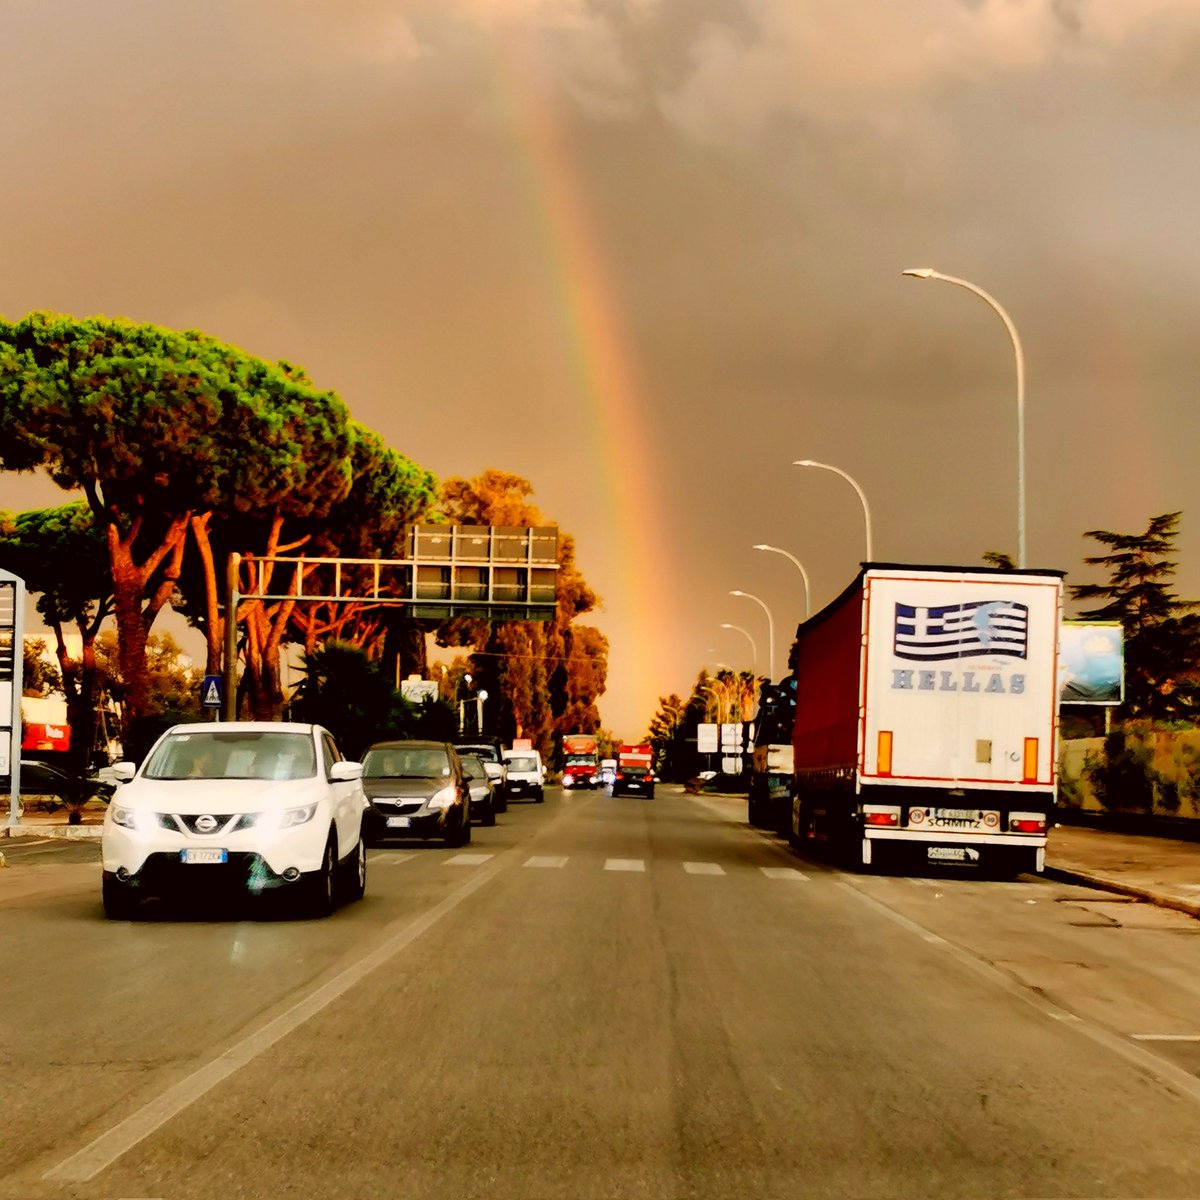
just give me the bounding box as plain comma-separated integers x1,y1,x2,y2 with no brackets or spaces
761,866,809,880
1131,1033,1200,1042
604,858,645,872
17,837,55,847
523,855,568,869
43,851,509,1183
838,878,1200,1113
370,852,416,865
683,861,725,876
445,853,493,866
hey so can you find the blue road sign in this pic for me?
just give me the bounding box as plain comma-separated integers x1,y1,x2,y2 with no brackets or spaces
201,674,224,709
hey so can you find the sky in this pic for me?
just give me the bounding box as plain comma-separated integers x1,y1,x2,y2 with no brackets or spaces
3,0,1200,736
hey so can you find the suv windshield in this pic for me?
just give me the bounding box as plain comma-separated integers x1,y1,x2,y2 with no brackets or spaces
506,756,538,772
363,747,451,779
143,732,317,781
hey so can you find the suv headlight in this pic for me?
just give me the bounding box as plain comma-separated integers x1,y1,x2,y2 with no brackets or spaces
427,786,457,810
111,805,147,831
259,804,318,833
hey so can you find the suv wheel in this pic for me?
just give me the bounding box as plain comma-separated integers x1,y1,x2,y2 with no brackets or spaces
303,833,338,918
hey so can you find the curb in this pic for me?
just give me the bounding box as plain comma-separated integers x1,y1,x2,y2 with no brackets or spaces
1,824,103,841
1044,863,1200,920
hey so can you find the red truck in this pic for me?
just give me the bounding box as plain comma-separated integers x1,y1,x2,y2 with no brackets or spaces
612,744,655,798
561,734,600,789
790,564,1063,875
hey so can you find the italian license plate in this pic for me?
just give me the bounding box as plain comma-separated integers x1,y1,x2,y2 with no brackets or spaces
387,816,412,828
929,808,999,830
180,848,228,864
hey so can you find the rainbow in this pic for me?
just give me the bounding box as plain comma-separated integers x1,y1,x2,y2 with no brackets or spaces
487,31,673,733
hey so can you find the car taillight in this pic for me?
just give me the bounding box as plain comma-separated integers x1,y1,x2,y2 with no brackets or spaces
644,774,653,782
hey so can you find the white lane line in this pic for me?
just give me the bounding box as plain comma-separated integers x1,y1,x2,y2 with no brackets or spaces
761,866,809,880
43,856,507,1183
604,858,645,872
16,837,56,847
683,861,726,876
523,855,568,869
370,852,416,865
838,879,1200,1113
1131,1034,1200,1042
445,853,494,866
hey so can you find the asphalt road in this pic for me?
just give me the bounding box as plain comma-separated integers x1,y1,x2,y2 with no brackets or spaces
8,786,1200,1198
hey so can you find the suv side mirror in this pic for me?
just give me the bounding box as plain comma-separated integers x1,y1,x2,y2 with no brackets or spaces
112,762,137,783
330,761,364,782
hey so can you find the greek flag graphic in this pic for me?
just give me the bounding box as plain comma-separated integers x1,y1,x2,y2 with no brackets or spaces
893,601,1029,662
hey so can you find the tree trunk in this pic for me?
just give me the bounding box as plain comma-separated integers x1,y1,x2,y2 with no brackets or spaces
190,513,223,674
107,529,152,729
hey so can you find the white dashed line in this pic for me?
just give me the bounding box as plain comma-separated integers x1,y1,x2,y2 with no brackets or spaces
604,858,645,872
760,866,809,881
1131,1034,1200,1042
445,853,494,866
523,855,569,869
683,861,725,876
370,852,417,865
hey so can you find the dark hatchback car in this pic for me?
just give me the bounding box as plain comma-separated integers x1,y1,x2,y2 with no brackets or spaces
360,740,471,847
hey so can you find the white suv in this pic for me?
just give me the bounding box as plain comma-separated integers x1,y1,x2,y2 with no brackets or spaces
101,722,367,919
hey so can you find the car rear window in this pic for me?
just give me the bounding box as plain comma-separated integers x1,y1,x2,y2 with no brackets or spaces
143,732,317,781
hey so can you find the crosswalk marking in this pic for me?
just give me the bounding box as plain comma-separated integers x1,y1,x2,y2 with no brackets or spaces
760,866,809,881
445,853,494,866
683,861,725,876
370,852,416,865
604,858,645,872
523,855,569,869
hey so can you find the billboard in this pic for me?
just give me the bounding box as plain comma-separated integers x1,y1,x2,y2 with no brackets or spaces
1059,621,1124,706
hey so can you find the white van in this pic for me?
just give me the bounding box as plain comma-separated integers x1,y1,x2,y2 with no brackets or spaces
502,748,545,803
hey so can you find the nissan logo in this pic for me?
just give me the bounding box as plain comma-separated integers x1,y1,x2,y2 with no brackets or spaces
195,814,219,833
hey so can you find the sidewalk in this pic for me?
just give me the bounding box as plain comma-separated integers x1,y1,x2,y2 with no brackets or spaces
2,810,104,840
1046,824,1200,918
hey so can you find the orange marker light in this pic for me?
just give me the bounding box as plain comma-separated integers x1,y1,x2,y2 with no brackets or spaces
877,730,893,776
1022,737,1039,783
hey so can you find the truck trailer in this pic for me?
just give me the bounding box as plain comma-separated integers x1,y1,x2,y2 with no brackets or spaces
790,564,1062,875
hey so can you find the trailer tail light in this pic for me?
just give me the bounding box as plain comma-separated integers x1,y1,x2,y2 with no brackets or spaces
877,731,893,777
644,774,653,782
863,805,900,827
1022,738,1039,783
1010,812,1047,834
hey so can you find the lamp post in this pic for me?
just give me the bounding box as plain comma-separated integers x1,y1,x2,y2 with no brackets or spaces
753,544,811,618
730,590,775,680
902,267,1026,568
793,460,874,563
719,622,757,676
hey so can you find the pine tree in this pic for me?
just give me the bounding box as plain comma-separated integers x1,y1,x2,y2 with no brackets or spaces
1070,513,1200,720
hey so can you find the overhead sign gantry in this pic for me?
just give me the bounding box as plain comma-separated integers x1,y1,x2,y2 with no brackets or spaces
222,525,558,720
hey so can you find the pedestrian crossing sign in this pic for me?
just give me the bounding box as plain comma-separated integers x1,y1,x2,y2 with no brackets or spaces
201,674,223,709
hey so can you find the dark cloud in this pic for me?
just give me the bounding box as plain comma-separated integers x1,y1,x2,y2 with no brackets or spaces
2,1,1199,733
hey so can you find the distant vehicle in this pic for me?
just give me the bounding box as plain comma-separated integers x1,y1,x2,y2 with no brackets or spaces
460,753,498,826
455,740,508,812
599,758,617,785
361,740,471,847
561,734,600,789
21,759,115,807
100,722,367,920
503,748,545,802
747,675,796,834
612,744,654,798
789,564,1063,875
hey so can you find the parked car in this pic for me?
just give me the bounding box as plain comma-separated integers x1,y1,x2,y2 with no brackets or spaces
461,753,497,827
361,740,471,847
100,722,367,920
20,759,115,822
502,748,545,802
455,740,508,812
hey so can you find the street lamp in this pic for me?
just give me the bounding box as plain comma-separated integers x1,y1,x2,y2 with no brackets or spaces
730,590,775,680
793,460,874,563
753,544,811,618
719,622,757,675
902,267,1026,568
